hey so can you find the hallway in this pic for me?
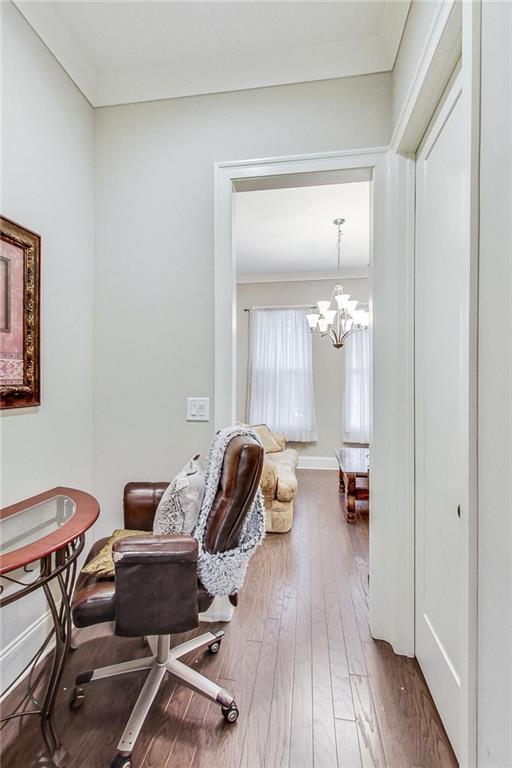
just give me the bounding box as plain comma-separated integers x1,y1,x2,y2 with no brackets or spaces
1,471,457,767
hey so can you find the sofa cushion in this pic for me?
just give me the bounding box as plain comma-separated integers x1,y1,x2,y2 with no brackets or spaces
250,424,282,453
273,433,287,451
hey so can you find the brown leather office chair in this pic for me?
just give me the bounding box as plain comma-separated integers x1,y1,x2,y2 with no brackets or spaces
70,435,264,768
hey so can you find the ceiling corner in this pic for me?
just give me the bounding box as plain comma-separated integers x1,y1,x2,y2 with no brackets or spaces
13,0,98,105
11,1,411,108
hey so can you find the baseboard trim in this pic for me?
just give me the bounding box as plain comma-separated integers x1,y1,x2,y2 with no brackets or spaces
0,610,54,700
297,456,338,470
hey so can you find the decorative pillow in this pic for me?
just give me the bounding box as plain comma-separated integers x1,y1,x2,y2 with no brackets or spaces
82,529,147,579
273,433,287,451
250,424,282,453
153,454,205,536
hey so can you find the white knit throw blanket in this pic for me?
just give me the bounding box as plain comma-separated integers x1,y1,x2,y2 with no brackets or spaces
193,426,265,596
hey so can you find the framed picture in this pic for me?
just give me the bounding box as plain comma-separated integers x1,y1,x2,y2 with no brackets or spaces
0,216,40,409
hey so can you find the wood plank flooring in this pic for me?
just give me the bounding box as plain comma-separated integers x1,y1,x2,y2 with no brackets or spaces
0,470,458,767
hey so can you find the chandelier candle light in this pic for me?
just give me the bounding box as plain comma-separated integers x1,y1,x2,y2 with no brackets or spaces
306,218,369,349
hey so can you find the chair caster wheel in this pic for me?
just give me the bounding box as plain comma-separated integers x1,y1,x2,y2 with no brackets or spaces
222,702,239,723
111,754,131,768
208,639,221,654
70,686,85,709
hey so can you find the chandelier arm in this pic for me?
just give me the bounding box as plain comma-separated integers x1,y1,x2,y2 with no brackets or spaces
341,326,368,345
308,324,368,347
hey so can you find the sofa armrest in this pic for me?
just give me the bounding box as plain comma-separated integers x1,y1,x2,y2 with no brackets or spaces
275,464,298,503
123,481,170,531
259,459,278,502
113,534,198,636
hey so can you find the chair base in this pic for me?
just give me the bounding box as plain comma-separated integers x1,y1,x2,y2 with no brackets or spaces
71,630,237,765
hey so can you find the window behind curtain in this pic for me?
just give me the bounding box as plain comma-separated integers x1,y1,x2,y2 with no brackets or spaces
248,308,317,442
343,330,370,444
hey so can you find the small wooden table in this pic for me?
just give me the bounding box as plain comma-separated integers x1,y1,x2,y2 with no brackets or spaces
333,447,370,523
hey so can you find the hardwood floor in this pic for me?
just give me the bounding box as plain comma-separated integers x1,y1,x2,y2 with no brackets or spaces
0,470,458,768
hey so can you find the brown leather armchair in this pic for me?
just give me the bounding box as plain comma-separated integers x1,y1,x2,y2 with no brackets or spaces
70,435,263,768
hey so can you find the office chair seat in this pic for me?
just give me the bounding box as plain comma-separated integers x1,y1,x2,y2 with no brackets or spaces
72,539,217,627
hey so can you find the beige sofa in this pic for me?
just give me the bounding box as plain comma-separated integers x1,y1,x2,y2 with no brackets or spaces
259,440,299,533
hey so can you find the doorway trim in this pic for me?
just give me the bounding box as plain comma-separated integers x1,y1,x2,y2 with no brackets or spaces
215,148,386,426
391,0,481,766
390,2,478,763
214,146,416,657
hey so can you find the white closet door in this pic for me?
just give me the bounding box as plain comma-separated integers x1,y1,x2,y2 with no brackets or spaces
415,73,469,762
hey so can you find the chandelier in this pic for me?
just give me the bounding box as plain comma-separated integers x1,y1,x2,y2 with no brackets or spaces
306,218,369,349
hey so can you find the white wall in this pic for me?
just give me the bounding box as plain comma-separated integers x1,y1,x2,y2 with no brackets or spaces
0,2,95,689
236,278,369,458
3,6,510,758
392,0,440,128
478,2,512,765
94,73,391,535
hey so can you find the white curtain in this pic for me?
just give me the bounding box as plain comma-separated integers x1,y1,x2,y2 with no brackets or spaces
343,330,370,444
248,308,317,442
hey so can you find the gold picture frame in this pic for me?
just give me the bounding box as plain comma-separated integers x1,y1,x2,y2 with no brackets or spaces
0,216,40,409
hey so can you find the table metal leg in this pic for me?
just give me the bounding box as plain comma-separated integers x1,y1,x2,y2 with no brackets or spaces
41,570,72,766
0,536,84,767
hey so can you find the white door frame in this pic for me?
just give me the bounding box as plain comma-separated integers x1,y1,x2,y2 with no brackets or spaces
392,1,479,764
214,146,416,657
214,147,388,427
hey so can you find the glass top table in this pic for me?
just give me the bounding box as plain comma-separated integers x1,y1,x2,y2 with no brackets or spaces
0,487,99,766
0,486,99,575
333,446,370,474
1,495,76,556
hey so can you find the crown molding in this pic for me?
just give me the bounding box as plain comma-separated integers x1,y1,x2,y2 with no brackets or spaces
381,0,413,66
391,0,462,153
13,0,409,108
93,35,391,107
237,268,369,285
13,1,96,104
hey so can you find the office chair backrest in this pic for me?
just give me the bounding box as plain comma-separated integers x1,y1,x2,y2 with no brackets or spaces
123,435,264,555
203,435,264,554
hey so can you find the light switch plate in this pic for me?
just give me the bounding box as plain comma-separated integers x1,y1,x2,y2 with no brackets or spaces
187,397,210,422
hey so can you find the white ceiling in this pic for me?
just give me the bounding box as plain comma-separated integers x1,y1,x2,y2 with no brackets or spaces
14,1,410,107
234,181,370,278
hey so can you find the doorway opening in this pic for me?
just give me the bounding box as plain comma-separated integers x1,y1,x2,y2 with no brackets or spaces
234,171,371,465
